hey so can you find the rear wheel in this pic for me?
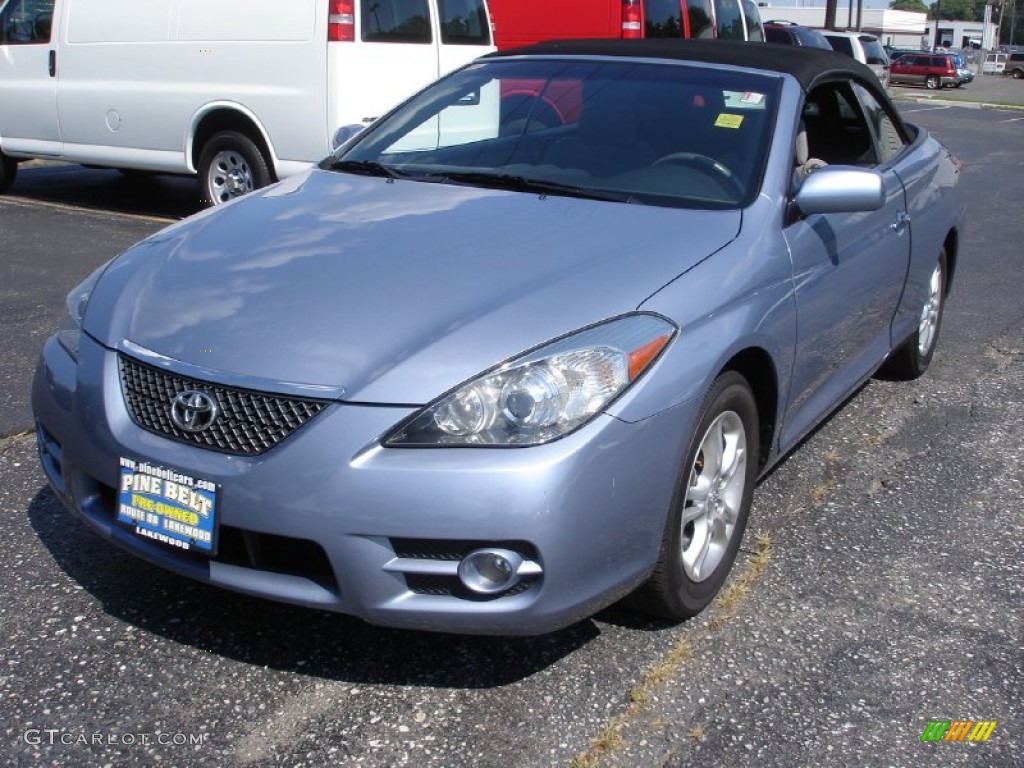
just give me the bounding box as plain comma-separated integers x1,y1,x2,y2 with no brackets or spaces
631,371,759,621
0,152,18,193
198,130,272,207
925,75,940,89
880,249,947,380
1013,69,1024,79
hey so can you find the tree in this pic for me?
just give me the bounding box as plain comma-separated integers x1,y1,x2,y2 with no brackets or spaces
929,0,985,21
890,0,929,11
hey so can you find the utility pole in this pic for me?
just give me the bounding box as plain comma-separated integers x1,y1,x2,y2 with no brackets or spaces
825,0,838,30
934,0,942,48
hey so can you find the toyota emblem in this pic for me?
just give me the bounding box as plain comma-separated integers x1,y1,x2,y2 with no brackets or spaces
170,390,219,433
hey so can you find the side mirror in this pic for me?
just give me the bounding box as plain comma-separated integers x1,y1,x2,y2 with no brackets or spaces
332,124,365,151
794,166,885,215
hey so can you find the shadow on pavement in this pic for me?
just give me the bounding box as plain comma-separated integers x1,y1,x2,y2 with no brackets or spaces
27,485,600,687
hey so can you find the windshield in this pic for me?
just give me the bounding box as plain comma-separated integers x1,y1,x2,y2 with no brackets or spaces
331,58,779,209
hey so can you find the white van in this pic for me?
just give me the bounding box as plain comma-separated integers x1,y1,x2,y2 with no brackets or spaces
0,0,493,204
982,52,1007,75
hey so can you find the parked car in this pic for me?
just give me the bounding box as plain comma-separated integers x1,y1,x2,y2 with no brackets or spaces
889,52,959,90
763,20,831,49
949,53,974,85
0,0,494,204
1006,52,1024,78
823,30,890,87
486,0,765,50
33,40,963,635
982,52,1007,74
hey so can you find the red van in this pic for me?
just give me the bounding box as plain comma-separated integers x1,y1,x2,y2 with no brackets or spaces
488,0,764,51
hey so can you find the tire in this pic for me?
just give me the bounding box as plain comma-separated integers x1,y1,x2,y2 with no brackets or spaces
197,130,272,207
1013,69,1024,79
925,75,940,90
0,152,18,194
880,249,947,380
631,371,759,621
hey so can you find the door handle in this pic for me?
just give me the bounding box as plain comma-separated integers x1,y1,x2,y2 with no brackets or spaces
890,211,910,233
49,49,56,77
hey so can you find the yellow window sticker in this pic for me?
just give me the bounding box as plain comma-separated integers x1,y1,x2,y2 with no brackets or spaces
715,113,744,129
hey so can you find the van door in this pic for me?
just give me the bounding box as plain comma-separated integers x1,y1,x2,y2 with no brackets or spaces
0,0,61,157
434,0,491,77
331,0,441,127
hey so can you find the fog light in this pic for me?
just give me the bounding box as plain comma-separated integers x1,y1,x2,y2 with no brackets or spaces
458,548,524,595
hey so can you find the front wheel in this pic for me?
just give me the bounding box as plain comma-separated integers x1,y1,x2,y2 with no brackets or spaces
631,371,759,621
880,250,947,380
0,152,18,193
198,130,272,207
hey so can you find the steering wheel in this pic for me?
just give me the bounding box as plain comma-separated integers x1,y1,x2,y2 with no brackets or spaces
652,152,745,199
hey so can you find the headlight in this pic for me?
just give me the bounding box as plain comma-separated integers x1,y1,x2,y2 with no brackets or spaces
385,314,676,447
56,264,106,361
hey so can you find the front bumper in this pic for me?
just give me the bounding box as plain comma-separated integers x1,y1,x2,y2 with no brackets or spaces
32,334,696,635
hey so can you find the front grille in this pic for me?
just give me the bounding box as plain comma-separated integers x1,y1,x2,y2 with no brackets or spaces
119,354,329,455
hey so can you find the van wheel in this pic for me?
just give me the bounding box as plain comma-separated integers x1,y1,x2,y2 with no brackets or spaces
0,152,18,194
198,131,272,207
925,75,940,89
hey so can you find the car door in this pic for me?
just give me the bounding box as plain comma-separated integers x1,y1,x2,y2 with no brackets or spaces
780,78,910,448
0,0,61,157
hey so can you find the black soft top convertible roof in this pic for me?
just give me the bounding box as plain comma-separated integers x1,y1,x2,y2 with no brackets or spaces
486,38,878,93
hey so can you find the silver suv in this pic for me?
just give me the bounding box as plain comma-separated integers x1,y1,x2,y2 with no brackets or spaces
1007,53,1024,79
824,31,891,87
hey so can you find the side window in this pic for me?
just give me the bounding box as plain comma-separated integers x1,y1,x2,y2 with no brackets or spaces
802,81,878,167
853,83,907,165
713,0,744,40
644,0,683,38
438,0,489,45
0,0,54,44
826,36,853,57
361,0,431,44
684,0,714,39
741,0,762,42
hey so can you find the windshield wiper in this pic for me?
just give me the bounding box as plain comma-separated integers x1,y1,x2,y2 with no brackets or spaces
421,171,637,204
330,159,406,179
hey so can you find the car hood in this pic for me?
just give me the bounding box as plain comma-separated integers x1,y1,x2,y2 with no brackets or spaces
85,170,741,404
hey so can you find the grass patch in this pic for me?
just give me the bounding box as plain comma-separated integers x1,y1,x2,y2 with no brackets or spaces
570,533,772,766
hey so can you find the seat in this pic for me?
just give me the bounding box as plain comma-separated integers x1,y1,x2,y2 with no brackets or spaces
543,89,655,178
794,120,827,182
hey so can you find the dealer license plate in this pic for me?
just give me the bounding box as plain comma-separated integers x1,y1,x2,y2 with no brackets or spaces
117,457,217,554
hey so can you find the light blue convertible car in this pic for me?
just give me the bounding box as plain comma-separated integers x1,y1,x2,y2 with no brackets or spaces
33,40,963,635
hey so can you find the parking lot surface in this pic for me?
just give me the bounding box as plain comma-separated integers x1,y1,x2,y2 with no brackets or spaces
1,104,1021,767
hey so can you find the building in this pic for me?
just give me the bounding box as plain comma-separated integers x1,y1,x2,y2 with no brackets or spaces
759,6,998,49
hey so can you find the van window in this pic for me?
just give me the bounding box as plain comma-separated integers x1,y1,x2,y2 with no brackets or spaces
362,0,432,44
438,0,490,45
714,0,745,40
0,0,54,44
644,0,683,38
685,0,714,39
